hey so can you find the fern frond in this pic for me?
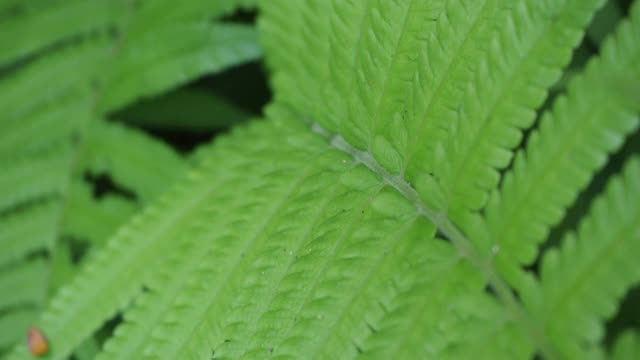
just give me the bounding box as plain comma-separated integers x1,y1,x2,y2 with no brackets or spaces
4,118,316,359
260,0,446,152
99,23,261,112
485,3,640,272
5,0,637,358
0,0,126,67
260,0,607,221
528,157,640,358
6,180,197,359
319,234,531,360
612,331,640,360
62,180,137,247
76,116,528,359
0,201,59,267
1,6,263,356
425,0,605,213
7,115,525,359
82,120,187,202
95,229,209,359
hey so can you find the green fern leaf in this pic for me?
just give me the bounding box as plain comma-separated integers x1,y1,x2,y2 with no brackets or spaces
3,0,638,359
484,2,640,275
1,2,262,355
8,117,528,359
259,0,604,216
527,157,640,358
426,0,605,213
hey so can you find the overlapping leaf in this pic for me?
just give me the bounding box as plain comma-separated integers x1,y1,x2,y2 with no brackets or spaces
484,1,640,283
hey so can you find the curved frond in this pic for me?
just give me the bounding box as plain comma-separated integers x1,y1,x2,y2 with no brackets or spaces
529,157,640,358
4,118,325,359
1,3,264,355
485,3,640,273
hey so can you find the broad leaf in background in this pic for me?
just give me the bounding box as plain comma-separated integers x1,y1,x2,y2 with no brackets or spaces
0,0,260,354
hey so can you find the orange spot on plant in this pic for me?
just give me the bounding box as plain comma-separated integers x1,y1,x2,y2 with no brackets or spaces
27,327,49,356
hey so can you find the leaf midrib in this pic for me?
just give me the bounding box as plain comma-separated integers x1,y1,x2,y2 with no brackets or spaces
307,119,550,358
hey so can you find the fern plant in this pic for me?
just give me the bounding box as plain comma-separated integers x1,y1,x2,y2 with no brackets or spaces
1,0,639,359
